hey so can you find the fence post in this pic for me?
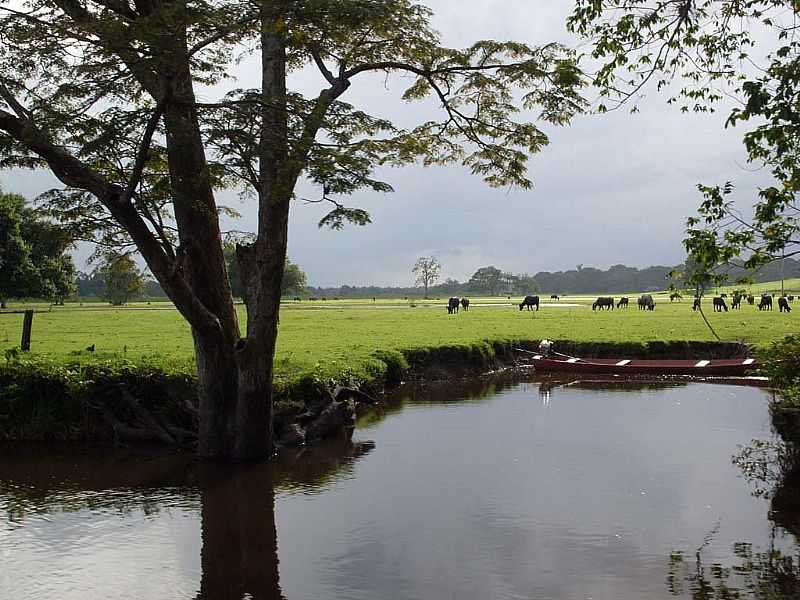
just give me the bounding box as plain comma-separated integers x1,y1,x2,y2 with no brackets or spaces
21,310,33,351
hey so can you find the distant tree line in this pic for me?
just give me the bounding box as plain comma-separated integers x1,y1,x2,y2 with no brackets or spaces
308,259,800,299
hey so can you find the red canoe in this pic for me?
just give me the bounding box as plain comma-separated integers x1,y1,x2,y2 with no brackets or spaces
523,353,758,376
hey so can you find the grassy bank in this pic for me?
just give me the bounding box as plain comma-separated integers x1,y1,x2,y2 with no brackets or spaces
0,294,796,385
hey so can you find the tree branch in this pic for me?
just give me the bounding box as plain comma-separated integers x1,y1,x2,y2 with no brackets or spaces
0,108,221,333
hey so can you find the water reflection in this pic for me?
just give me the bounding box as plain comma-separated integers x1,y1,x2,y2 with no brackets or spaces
0,379,793,600
0,439,374,599
665,422,800,598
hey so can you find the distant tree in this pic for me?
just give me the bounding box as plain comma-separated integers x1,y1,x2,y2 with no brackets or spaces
513,273,539,294
99,254,145,306
412,257,441,298
437,278,462,295
469,266,504,296
0,189,75,307
281,259,307,297
76,270,105,299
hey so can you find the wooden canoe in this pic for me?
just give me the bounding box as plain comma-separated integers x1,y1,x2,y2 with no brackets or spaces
523,354,758,376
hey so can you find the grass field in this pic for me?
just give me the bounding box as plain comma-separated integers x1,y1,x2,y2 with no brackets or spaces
1,289,797,385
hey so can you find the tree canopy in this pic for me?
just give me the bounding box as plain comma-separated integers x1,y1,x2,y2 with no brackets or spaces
0,0,586,459
98,252,144,305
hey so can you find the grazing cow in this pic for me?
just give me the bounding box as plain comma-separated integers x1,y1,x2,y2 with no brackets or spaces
692,297,701,311
638,294,655,311
720,293,727,298
447,297,460,314
460,298,470,311
747,294,755,305
592,296,614,311
293,296,301,302
550,294,560,301
731,295,742,309
669,292,682,302
758,295,773,311
519,295,540,311
712,296,728,312
617,297,629,308
779,297,792,312
789,295,795,302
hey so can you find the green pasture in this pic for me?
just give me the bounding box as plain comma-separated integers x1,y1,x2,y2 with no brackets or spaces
0,291,797,385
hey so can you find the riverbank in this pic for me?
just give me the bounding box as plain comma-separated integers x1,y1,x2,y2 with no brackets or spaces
0,338,757,448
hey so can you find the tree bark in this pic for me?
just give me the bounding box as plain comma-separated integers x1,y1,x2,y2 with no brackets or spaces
158,21,244,460
230,13,290,461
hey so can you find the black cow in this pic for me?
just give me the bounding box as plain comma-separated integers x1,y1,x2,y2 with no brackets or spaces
592,296,614,311
519,295,540,311
747,294,755,305
712,296,728,312
550,294,560,301
758,295,773,311
617,297,629,308
638,294,655,311
720,293,727,298
789,295,795,302
447,297,460,314
460,298,470,311
693,297,701,311
669,292,682,302
731,294,742,309
779,297,792,313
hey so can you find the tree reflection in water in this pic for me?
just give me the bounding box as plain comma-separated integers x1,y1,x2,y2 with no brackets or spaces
0,438,374,600
666,435,800,599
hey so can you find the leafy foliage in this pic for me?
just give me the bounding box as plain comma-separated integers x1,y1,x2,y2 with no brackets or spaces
0,188,75,304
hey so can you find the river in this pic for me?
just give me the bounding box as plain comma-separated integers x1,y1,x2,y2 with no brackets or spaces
1,377,797,599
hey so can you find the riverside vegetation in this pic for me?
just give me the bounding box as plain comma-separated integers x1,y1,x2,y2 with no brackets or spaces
1,289,797,446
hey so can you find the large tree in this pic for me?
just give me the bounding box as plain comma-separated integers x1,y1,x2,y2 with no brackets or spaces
0,188,75,307
0,0,585,460
568,0,799,288
412,256,440,298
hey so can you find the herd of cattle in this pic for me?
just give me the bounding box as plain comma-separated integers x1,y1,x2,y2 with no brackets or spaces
444,292,794,314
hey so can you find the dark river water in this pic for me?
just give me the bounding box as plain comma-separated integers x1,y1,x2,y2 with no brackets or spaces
1,377,798,599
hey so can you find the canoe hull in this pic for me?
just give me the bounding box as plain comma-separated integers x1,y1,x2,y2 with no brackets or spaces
527,355,757,377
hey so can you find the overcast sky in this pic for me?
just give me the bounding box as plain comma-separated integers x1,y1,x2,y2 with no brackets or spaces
0,1,773,287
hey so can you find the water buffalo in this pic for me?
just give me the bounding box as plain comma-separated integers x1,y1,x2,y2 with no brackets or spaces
758,295,773,311
617,297,629,308
592,296,614,311
460,298,470,311
779,297,792,313
550,294,560,301
712,296,728,312
747,294,755,305
693,297,701,311
519,295,540,311
669,292,682,302
638,294,655,311
447,297,460,314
